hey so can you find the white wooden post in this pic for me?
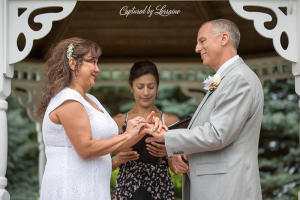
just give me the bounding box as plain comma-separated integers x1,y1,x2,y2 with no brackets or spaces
0,0,10,198
0,99,9,200
0,101,9,200
36,122,46,189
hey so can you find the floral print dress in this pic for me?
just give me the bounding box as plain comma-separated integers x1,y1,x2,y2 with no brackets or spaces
112,112,175,200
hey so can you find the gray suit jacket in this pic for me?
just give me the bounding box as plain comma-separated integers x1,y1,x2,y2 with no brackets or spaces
165,58,263,200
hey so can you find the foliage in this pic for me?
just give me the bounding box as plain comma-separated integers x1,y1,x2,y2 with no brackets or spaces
170,171,183,200
6,93,39,200
259,78,300,199
110,169,119,197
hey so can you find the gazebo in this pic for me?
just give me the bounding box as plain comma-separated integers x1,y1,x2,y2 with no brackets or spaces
0,0,299,199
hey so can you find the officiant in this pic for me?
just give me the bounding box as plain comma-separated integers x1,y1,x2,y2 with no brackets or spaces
111,60,179,200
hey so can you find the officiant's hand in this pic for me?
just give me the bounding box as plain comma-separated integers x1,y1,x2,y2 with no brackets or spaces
171,155,189,175
146,142,167,157
112,148,139,167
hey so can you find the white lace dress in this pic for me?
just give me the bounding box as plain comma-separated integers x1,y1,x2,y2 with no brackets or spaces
40,88,118,200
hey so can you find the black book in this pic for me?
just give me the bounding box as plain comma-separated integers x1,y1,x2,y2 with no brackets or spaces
168,115,192,130
132,134,163,165
133,115,192,165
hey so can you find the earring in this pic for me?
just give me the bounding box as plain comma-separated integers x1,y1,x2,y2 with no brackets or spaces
75,70,77,82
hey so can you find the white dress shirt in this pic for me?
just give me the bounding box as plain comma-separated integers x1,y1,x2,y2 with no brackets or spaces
216,55,240,75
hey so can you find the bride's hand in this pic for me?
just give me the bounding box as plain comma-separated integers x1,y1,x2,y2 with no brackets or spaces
124,116,146,140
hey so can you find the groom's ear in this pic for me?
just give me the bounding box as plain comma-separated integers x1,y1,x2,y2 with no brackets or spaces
220,32,230,47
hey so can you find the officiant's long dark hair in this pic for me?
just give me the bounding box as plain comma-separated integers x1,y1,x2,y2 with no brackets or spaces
128,60,160,86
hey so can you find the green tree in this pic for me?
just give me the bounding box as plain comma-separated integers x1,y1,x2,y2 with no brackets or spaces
259,78,300,200
6,93,39,200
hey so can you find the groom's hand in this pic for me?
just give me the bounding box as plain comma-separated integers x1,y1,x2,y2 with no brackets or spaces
144,123,168,143
145,111,169,133
171,155,189,175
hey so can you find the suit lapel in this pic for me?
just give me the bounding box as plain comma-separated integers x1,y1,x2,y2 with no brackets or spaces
188,58,245,129
188,91,213,128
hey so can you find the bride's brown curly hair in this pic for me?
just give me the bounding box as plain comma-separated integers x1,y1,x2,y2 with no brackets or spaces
36,37,101,118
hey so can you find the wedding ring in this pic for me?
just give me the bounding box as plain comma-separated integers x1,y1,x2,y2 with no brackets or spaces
174,165,176,169
137,119,141,124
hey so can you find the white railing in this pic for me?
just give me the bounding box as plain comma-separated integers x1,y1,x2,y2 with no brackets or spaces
13,56,293,87
12,56,294,105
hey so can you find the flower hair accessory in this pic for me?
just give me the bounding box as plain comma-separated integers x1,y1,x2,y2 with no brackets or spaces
67,44,74,59
203,74,221,92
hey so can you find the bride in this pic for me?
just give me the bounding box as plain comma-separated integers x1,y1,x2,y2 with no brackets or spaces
37,37,165,200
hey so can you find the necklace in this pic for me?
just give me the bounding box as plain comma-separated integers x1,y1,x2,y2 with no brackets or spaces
70,86,88,100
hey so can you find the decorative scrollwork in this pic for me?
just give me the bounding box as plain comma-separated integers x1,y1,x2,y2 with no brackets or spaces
229,0,297,63
11,61,45,122
8,1,77,67
11,85,42,122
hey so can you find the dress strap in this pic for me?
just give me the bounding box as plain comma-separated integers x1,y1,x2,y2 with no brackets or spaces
161,111,165,125
125,112,129,122
46,87,86,116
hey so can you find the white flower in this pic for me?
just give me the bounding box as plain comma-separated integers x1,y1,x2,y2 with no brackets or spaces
212,74,221,85
203,74,221,92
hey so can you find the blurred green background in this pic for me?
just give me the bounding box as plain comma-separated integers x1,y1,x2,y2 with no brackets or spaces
6,78,300,200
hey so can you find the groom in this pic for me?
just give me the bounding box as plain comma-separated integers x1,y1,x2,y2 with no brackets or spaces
147,19,263,200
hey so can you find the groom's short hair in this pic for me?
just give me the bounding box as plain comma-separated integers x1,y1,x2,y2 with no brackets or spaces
200,19,240,51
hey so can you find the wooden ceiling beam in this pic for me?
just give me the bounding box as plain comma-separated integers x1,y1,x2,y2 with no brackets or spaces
194,1,214,24
65,28,197,38
67,19,200,29
61,37,195,46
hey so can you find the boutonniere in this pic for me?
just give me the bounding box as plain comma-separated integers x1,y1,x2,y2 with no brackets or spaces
203,74,221,92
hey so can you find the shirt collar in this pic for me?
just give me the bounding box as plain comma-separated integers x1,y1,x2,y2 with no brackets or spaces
216,55,240,75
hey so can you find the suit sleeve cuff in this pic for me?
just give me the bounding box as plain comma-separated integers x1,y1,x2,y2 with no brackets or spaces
165,130,185,157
